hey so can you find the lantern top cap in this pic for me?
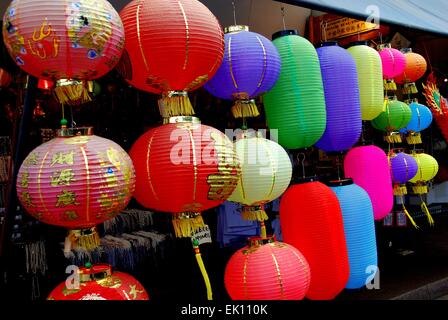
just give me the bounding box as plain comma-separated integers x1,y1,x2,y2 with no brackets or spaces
325,178,353,187
78,263,112,283
318,41,339,47
57,127,93,137
168,116,201,124
247,235,276,248
272,29,298,40
225,25,249,34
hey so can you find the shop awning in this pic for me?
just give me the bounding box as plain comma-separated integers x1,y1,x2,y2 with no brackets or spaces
276,0,448,36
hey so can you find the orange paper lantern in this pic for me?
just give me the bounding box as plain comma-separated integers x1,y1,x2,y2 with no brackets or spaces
394,49,427,94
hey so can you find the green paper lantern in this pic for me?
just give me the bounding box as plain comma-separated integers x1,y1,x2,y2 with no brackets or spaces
372,99,412,132
263,30,326,149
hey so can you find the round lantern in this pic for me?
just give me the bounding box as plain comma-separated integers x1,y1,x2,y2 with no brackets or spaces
394,49,427,94
0,67,12,87
2,0,125,105
204,25,281,119
280,181,349,300
371,97,412,143
328,180,378,289
263,30,326,149
118,0,224,118
347,42,383,121
227,131,292,237
344,145,393,220
315,42,361,152
48,264,149,300
378,44,406,91
16,127,135,250
400,101,433,144
224,236,310,300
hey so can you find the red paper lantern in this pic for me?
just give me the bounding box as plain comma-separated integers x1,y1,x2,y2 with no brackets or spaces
48,264,149,300
2,0,125,104
0,68,12,87
16,127,135,249
118,0,224,118
129,117,240,237
225,236,310,300
280,181,349,300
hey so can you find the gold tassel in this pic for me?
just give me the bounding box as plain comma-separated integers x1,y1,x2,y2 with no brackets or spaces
66,227,100,251
54,80,91,106
403,83,418,95
412,184,428,194
158,91,195,119
241,205,268,221
420,198,435,226
231,100,260,118
384,79,397,91
394,184,408,196
193,239,213,300
172,212,205,238
385,132,402,143
406,132,422,145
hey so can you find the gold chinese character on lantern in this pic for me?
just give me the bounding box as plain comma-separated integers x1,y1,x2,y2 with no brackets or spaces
56,190,79,207
63,210,78,221
107,148,122,171
23,153,39,166
51,150,75,166
51,169,75,186
21,191,35,207
21,172,29,188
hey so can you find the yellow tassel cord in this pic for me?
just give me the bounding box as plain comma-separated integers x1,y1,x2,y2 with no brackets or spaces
420,197,435,226
172,212,205,238
241,205,268,222
385,132,403,143
402,202,419,229
231,100,260,118
158,93,195,119
54,82,91,106
66,227,100,251
193,240,213,300
384,79,398,91
406,132,422,144
402,83,418,95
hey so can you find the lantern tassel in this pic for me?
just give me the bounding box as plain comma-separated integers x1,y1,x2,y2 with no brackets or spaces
172,212,205,238
420,198,435,226
65,227,100,252
412,183,428,194
54,80,91,106
158,92,195,119
402,202,419,229
231,100,260,118
384,79,397,91
393,184,408,196
241,205,268,221
403,82,418,95
193,240,213,300
406,132,422,144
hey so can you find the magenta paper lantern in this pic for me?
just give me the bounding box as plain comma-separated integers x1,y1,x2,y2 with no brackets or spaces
344,145,393,220
379,46,406,79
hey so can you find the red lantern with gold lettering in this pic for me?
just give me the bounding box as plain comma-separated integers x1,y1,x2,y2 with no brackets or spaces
48,264,149,300
16,127,135,250
2,0,125,105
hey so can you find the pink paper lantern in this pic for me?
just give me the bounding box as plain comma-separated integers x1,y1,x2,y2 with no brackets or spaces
344,145,393,220
379,47,406,79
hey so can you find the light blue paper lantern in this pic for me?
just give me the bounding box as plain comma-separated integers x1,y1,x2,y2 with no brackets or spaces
400,102,433,144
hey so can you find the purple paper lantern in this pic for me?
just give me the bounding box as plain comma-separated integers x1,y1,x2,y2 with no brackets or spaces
204,25,281,118
389,152,418,184
315,42,362,152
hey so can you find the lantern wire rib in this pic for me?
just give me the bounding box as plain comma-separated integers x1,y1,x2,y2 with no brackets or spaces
193,241,213,300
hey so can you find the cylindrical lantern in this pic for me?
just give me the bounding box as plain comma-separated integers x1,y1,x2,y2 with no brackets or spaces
328,180,378,289
227,131,292,237
48,264,149,300
280,181,349,300
16,127,136,250
371,97,412,143
344,145,393,220
2,0,125,105
263,30,326,149
204,25,281,118
119,0,224,118
378,44,406,91
394,49,427,94
315,42,361,152
0,68,12,87
347,42,384,120
224,236,310,300
400,101,433,144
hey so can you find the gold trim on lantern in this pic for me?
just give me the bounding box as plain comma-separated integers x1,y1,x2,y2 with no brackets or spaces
67,226,100,251
247,235,276,248
168,116,201,124
57,127,94,137
225,25,249,34
79,265,112,283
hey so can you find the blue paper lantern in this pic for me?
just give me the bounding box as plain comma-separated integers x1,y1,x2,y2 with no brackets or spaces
315,42,362,152
204,25,281,118
329,180,378,289
400,102,433,144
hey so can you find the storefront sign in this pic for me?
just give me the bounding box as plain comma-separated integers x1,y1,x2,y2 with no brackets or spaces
323,17,379,40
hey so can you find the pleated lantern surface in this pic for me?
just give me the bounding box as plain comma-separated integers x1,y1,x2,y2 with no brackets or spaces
118,0,224,118
315,42,361,152
48,264,149,300
224,236,310,300
371,98,412,143
344,146,393,220
395,49,427,94
16,127,136,250
400,102,433,144
409,153,439,192
204,25,281,118
228,132,292,236
129,117,241,238
0,68,12,87
280,181,349,300
347,43,384,120
378,44,406,91
263,30,326,149
2,0,124,105
329,180,378,289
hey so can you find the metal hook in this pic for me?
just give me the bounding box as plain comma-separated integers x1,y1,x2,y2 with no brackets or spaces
232,1,237,25
297,153,306,178
281,7,286,30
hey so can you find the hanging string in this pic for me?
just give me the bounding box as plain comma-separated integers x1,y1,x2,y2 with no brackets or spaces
321,20,328,42
297,153,306,178
281,7,286,30
232,1,237,25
